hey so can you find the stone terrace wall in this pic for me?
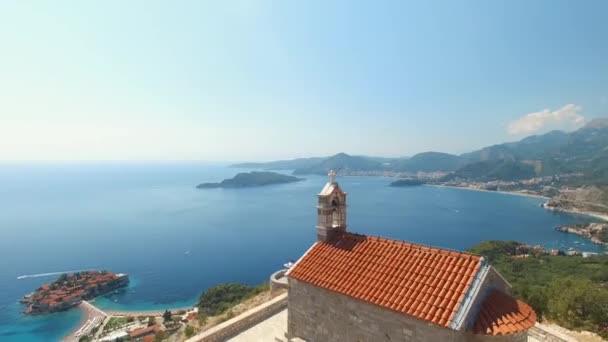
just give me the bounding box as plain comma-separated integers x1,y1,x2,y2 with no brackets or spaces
186,293,287,342
288,278,526,342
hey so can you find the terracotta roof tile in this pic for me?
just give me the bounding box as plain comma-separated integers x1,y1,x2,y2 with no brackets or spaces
288,232,482,327
471,290,536,336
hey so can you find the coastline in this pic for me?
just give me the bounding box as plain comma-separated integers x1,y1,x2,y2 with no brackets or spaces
103,305,193,317
63,301,106,342
62,301,193,341
429,184,608,222
427,184,549,200
543,205,608,222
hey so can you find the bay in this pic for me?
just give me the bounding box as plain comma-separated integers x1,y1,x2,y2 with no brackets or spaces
0,162,603,342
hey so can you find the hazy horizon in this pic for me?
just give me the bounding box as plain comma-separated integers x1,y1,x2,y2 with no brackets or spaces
1,1,607,161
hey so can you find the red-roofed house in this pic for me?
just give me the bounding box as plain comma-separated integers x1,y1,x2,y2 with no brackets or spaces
129,325,160,339
286,171,536,341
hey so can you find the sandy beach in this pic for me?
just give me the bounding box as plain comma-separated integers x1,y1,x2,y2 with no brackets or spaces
431,184,608,222
428,184,550,200
543,205,608,222
62,301,193,341
63,301,107,342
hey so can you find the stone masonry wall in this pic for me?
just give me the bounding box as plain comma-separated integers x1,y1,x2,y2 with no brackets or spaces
187,293,287,342
288,278,526,342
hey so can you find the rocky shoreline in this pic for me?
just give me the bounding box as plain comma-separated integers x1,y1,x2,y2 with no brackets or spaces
554,222,608,247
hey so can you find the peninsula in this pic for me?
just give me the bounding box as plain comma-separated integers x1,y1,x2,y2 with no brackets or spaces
21,271,129,315
196,171,303,189
555,222,608,247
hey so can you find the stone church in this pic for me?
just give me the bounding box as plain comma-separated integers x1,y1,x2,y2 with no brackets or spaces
285,171,536,342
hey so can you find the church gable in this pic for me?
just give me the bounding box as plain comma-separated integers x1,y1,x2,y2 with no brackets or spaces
287,172,536,341
287,232,482,327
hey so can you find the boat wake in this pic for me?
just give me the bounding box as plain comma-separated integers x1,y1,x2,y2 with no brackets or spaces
17,269,91,280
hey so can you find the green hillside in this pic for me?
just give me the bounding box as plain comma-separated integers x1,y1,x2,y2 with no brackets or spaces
389,152,464,172
292,153,383,175
468,241,608,337
229,119,608,183
445,160,537,181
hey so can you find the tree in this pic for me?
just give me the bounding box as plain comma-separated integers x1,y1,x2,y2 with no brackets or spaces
147,316,156,327
197,313,207,326
185,325,195,338
547,277,608,333
162,310,172,322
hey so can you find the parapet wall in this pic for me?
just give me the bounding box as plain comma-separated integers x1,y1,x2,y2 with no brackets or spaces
186,293,287,342
270,269,288,294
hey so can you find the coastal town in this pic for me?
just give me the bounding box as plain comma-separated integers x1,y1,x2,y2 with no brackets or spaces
21,271,129,315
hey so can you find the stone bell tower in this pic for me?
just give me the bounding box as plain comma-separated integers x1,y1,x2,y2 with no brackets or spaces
317,170,347,242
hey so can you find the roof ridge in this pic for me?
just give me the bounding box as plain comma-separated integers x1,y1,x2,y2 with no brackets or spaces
342,232,481,260
290,232,486,329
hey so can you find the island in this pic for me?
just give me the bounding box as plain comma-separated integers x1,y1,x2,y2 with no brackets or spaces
389,178,424,187
196,171,303,189
21,270,129,315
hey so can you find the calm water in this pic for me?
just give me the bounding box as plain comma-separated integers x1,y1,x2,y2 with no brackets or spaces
0,162,604,341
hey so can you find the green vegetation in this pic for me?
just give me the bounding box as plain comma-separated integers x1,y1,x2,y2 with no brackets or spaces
390,152,464,172
197,172,303,189
104,317,129,332
196,283,268,316
231,120,608,184
185,325,195,338
292,153,383,175
162,310,172,322
445,159,536,181
389,179,424,187
468,241,608,337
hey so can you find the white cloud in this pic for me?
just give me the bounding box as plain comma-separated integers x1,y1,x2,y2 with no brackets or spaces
507,104,586,135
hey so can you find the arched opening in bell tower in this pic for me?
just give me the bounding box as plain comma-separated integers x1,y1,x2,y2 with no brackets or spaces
331,198,340,227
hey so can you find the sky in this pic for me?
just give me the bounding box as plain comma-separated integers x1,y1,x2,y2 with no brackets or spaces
1,0,607,161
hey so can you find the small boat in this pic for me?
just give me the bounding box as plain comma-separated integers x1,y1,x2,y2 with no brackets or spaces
185,250,190,255
283,260,295,269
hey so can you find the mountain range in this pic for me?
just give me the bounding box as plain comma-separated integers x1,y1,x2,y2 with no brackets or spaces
232,118,608,184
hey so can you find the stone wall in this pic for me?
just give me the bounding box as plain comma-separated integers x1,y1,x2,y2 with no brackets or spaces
288,278,526,342
186,293,287,342
527,324,576,342
270,269,288,294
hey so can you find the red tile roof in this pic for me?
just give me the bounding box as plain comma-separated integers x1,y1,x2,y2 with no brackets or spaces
129,325,160,338
472,290,536,335
142,335,156,342
287,232,482,327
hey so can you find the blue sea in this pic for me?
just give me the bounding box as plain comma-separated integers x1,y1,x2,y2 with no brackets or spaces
0,162,604,341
